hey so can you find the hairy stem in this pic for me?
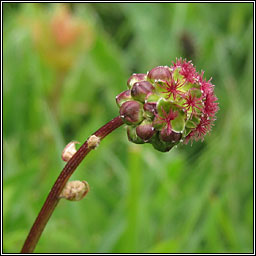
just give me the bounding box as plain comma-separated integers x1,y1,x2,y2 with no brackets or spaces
21,116,124,253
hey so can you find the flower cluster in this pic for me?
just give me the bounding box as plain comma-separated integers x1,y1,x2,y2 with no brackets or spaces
116,58,219,152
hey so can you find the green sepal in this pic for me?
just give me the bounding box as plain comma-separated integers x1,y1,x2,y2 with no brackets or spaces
154,80,168,94
145,93,160,103
186,120,197,129
180,82,196,92
183,127,192,137
185,115,200,129
171,110,186,132
172,67,183,81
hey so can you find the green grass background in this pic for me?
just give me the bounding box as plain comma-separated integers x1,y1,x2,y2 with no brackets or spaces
3,3,253,253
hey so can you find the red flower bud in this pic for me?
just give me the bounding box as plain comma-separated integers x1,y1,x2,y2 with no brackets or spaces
160,127,182,143
127,73,147,88
116,90,131,107
136,122,155,141
119,101,143,125
147,66,172,82
151,133,175,152
131,81,154,102
127,126,144,144
143,102,157,119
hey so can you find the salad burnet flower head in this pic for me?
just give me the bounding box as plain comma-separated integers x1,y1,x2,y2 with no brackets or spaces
116,58,219,152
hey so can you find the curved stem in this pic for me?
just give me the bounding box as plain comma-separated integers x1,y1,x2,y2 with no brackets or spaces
21,116,124,253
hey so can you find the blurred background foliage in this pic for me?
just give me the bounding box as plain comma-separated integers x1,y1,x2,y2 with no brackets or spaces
3,2,253,253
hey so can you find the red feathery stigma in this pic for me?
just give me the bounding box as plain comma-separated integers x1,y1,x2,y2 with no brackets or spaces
184,129,195,145
185,116,214,144
183,89,203,116
172,57,183,68
199,72,214,95
159,77,185,100
156,107,178,135
194,116,214,141
203,92,219,117
173,58,198,84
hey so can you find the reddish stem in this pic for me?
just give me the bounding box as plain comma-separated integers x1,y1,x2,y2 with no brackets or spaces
21,116,124,253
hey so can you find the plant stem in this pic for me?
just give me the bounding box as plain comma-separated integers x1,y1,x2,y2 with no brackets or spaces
21,116,124,253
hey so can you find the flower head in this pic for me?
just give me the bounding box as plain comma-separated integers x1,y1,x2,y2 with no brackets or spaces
117,58,219,152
